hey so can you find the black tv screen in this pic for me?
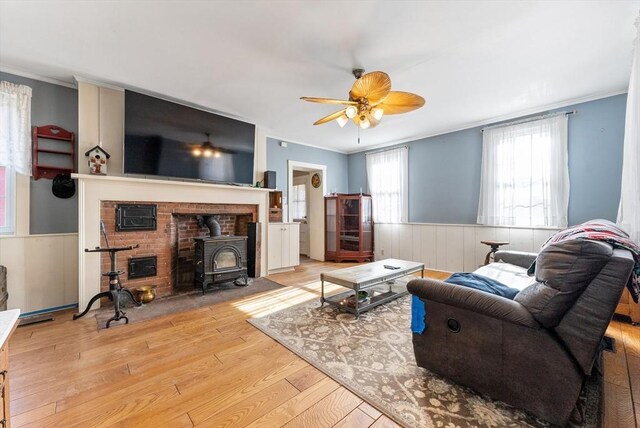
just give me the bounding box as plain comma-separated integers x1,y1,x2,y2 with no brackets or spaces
124,90,256,185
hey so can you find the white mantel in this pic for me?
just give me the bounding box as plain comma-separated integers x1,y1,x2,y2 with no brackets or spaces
74,173,270,311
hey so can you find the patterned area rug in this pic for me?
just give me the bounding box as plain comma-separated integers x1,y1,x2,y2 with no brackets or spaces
95,277,283,329
249,288,600,428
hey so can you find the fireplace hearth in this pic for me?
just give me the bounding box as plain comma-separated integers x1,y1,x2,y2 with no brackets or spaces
99,201,258,297
194,236,248,294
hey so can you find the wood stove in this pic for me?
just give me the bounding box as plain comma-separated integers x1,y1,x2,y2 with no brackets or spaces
194,236,248,293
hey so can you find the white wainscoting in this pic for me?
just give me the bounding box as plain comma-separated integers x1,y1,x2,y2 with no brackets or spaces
0,233,78,313
374,223,559,272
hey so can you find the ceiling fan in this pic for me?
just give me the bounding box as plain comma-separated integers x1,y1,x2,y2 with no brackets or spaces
301,68,425,129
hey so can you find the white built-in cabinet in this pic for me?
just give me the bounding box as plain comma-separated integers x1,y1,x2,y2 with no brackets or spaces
268,223,300,271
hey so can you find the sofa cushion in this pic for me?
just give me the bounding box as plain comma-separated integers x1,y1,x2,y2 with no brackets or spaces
475,262,536,292
514,240,612,327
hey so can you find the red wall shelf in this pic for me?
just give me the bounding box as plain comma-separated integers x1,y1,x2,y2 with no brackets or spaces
32,125,75,180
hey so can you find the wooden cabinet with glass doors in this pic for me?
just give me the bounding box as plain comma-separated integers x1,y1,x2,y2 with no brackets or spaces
325,194,373,262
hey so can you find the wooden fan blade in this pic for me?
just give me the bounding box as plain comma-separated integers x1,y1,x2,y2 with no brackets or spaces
313,109,346,125
349,71,391,105
375,91,425,114
301,97,358,106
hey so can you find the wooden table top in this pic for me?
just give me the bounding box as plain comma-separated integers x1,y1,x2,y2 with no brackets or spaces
480,240,510,246
321,259,424,290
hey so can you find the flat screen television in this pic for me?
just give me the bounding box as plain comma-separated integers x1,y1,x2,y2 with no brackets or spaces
124,90,256,185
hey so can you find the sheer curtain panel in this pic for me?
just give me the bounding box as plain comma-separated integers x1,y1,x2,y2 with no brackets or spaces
0,81,32,175
618,14,640,244
477,115,569,228
366,146,408,223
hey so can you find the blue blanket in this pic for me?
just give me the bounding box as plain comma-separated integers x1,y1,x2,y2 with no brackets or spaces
410,273,519,335
411,295,426,334
444,273,519,299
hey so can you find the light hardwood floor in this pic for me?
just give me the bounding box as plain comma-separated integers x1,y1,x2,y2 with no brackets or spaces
8,258,640,427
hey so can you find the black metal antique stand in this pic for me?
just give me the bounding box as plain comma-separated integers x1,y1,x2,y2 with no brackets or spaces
73,245,142,328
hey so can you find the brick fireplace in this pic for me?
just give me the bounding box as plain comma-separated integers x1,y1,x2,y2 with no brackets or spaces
75,174,269,312
99,201,258,297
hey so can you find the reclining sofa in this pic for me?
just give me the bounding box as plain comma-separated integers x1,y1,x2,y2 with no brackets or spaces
407,239,634,426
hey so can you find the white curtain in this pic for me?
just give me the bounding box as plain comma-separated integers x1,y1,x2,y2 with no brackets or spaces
477,115,569,228
618,14,640,244
366,146,408,223
0,81,32,175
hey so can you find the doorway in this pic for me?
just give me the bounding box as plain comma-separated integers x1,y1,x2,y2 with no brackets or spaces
287,161,327,261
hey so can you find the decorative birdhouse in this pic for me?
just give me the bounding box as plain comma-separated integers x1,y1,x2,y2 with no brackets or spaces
84,145,110,175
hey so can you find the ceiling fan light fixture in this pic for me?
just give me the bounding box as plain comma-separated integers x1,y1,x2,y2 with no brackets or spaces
336,114,349,128
345,105,357,119
371,107,384,120
301,69,424,131
193,147,202,157
203,148,213,157
213,150,222,158
359,116,370,129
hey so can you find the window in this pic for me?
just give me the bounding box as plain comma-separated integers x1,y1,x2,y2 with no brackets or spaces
477,115,569,228
0,81,31,235
365,146,408,223
0,166,14,234
291,183,307,220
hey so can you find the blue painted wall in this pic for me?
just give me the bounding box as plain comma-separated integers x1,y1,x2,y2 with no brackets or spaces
348,94,627,226
1,72,79,234
566,95,626,224
266,138,349,196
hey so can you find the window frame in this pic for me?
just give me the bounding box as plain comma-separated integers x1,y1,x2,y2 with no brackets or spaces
0,165,15,235
291,182,307,220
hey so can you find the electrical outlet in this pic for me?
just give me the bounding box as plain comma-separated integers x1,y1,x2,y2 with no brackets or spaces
381,249,385,255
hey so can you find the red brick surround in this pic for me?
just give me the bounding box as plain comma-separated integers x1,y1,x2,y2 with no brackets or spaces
99,201,258,297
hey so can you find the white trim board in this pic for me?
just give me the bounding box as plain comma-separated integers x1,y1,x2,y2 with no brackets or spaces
287,160,327,261
0,64,77,89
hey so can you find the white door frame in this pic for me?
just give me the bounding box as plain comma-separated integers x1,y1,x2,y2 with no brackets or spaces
287,160,327,261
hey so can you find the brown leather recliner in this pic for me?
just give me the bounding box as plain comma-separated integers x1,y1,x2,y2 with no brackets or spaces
407,239,634,426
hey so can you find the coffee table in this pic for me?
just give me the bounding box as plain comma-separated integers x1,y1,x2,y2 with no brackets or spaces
320,259,424,318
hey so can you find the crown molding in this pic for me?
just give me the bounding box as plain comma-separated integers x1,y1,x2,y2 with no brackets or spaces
264,134,349,155
0,65,76,89
347,89,628,154
73,75,124,92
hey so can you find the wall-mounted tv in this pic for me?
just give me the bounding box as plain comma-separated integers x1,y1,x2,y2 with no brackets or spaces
124,90,255,185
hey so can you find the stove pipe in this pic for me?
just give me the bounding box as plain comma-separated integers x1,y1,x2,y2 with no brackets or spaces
197,215,221,237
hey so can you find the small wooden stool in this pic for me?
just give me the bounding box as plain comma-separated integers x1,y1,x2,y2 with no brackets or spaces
481,240,509,265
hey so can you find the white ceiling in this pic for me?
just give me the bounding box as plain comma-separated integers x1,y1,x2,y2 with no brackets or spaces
0,1,638,153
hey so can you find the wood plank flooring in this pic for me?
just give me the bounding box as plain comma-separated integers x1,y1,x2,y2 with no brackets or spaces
604,319,640,427
8,258,639,427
